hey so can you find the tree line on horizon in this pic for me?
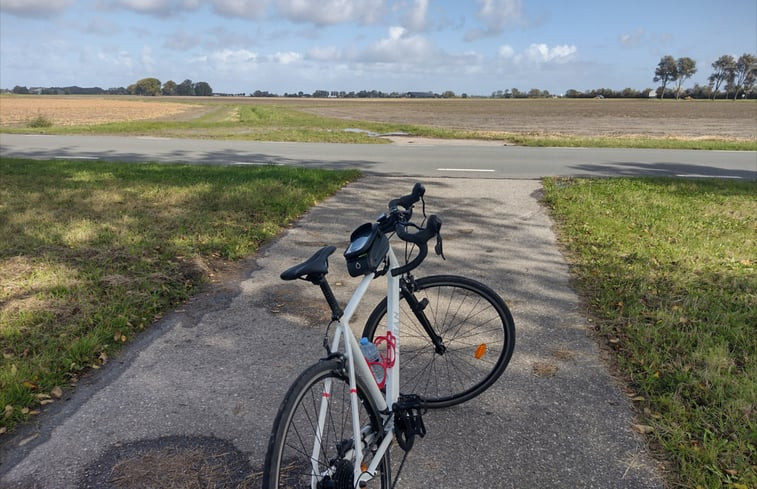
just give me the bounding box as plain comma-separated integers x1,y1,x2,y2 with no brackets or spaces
7,78,214,97
652,53,756,100
5,53,755,100
128,78,213,96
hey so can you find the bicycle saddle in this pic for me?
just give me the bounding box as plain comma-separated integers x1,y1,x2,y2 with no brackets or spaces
280,245,336,281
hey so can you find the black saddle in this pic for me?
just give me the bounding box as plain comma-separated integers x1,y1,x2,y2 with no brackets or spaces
280,246,336,282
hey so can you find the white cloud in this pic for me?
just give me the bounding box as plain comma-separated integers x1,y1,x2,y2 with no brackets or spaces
478,0,523,28
525,43,576,63
466,0,524,39
299,26,489,84
111,0,200,16
97,49,135,72
275,0,385,25
498,44,514,59
163,29,197,50
307,46,343,61
366,27,435,62
193,48,259,72
270,51,302,64
211,0,269,19
404,0,427,32
300,25,486,81
83,16,122,36
141,46,156,71
362,26,436,63
497,43,577,65
619,28,645,48
0,0,74,17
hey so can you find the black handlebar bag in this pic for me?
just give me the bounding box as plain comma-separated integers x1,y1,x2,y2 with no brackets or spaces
344,222,389,277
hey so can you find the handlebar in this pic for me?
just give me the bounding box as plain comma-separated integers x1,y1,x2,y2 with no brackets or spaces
388,182,425,212
391,214,443,276
379,183,444,277
395,214,441,245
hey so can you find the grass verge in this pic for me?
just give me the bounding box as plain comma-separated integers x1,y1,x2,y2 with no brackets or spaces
0,157,359,433
1,104,437,144
503,133,757,151
542,177,756,489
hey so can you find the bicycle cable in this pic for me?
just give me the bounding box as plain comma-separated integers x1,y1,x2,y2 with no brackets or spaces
402,217,426,272
323,320,336,355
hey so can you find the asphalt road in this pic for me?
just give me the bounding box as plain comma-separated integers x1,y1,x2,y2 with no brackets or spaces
0,134,752,488
1,134,756,179
1,177,665,488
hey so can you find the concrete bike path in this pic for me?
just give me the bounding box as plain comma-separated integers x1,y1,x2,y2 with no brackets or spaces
0,177,664,488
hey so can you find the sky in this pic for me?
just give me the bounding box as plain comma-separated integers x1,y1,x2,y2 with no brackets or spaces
0,0,755,96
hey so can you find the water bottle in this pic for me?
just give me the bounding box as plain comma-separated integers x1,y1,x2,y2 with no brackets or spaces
360,337,384,384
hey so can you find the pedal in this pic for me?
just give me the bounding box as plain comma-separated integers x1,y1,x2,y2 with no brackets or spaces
393,394,427,452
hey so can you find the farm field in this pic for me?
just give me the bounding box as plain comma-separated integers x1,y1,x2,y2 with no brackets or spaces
280,97,757,140
0,96,202,126
0,95,755,145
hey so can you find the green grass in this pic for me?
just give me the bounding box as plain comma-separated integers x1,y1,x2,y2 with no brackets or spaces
27,112,54,128
0,158,359,432
542,177,756,489
1,104,444,143
504,133,757,151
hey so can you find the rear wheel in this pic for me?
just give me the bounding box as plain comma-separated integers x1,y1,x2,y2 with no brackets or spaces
363,275,515,408
263,359,390,489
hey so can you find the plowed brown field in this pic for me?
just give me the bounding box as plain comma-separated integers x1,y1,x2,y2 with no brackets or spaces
278,97,757,140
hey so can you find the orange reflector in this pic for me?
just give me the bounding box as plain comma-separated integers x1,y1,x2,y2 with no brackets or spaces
361,462,368,473
474,343,487,359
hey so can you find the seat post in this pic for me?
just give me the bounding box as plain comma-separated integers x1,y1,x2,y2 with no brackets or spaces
314,275,343,321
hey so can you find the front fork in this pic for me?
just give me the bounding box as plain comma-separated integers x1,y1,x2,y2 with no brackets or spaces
399,276,446,355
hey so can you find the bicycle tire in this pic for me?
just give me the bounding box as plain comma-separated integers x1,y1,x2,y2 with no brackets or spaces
362,275,515,409
262,358,391,489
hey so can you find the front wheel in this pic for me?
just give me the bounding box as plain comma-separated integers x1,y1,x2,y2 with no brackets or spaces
262,359,390,489
363,275,515,408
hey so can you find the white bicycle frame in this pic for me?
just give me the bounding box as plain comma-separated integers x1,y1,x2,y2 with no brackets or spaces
310,245,403,488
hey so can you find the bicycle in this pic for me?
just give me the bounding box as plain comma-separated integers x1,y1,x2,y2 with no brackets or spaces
263,183,515,488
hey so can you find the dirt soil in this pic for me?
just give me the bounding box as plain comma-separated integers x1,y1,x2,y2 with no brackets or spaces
281,98,757,140
0,96,200,126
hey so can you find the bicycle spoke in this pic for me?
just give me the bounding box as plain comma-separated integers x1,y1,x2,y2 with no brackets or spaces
364,275,514,407
264,360,390,488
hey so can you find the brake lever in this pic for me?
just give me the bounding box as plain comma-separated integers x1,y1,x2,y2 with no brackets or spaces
435,232,445,260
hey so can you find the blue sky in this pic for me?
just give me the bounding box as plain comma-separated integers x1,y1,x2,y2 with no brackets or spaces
1,0,755,95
